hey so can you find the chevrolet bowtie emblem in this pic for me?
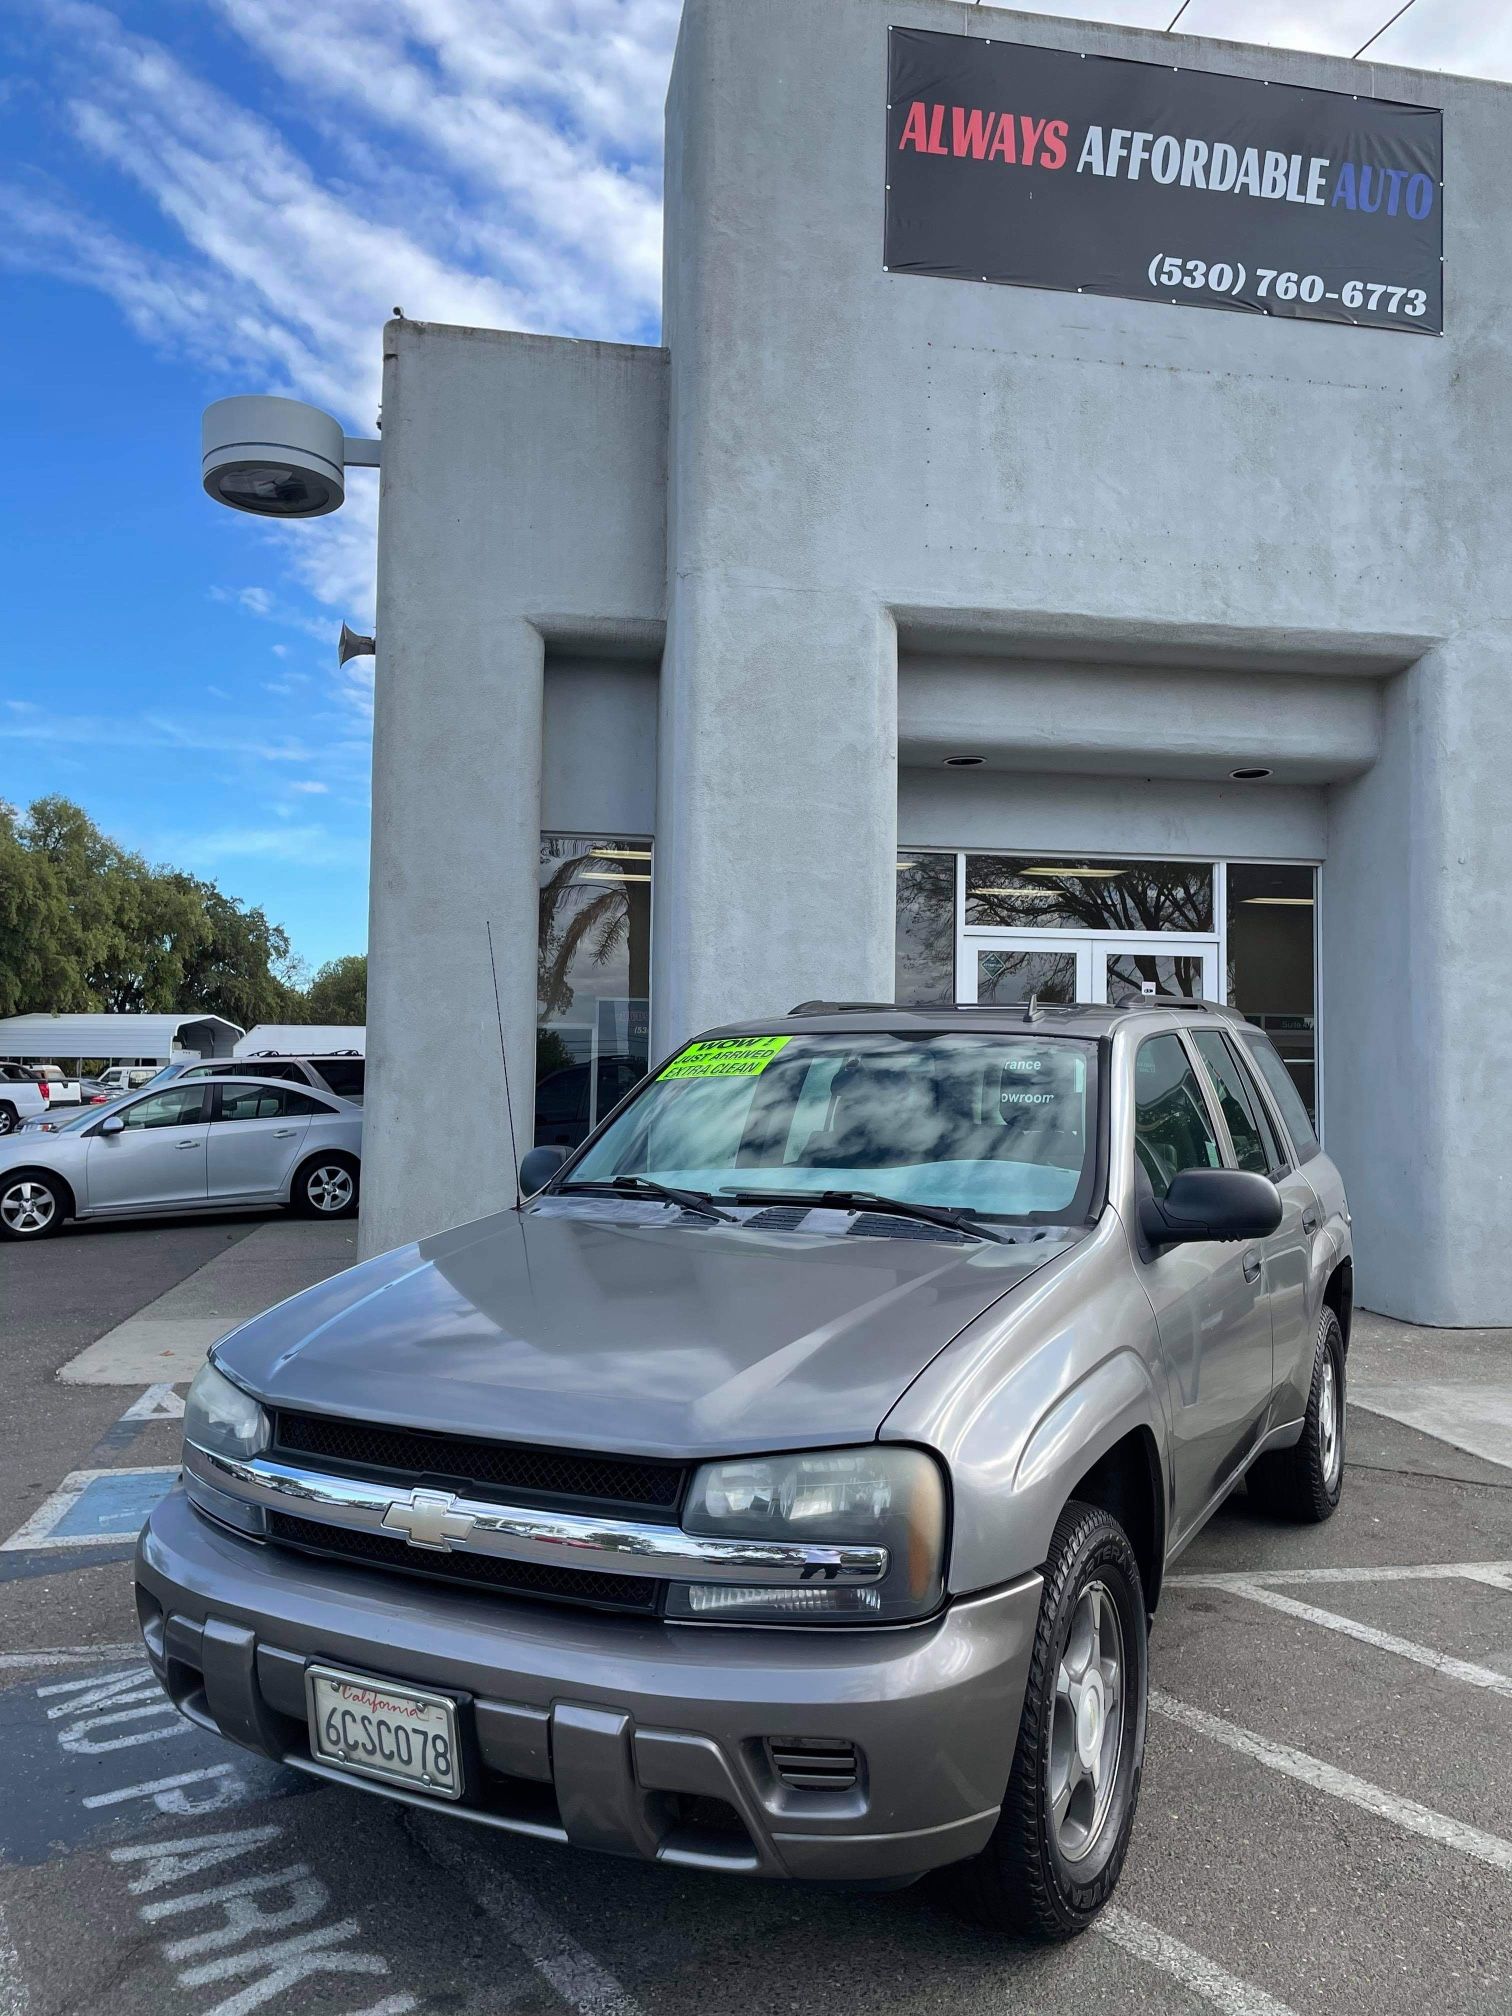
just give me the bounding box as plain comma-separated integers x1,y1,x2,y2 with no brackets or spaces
381,1487,477,1552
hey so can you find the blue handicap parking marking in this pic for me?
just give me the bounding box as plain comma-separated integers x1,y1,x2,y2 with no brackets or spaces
3,1468,182,1552
47,1470,177,1541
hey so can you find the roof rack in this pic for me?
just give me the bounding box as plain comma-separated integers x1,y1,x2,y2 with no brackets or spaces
785,997,1237,1018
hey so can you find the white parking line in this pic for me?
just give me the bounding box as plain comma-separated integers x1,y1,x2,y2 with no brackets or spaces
0,1643,142,1672
1099,1907,1299,2016
414,1822,643,2016
1212,1580,1512,1701
1152,1689,1512,1877
120,1383,186,1422
1170,1560,1512,1589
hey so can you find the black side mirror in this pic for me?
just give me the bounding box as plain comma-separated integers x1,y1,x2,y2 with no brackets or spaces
519,1144,569,1196
1139,1167,1282,1249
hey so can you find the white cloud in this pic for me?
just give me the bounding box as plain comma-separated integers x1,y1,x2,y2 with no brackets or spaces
288,778,330,794
0,706,315,761
147,820,369,868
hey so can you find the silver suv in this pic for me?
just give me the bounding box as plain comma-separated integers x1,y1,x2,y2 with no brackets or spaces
154,1051,365,1104
136,1000,1350,1941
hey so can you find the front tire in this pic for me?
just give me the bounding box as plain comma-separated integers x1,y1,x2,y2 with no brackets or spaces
0,1170,68,1239
0,1103,18,1138
955,1501,1148,1941
293,1153,359,1218
1247,1307,1345,1523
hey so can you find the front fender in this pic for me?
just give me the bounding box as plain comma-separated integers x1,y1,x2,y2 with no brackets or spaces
881,1213,1169,1596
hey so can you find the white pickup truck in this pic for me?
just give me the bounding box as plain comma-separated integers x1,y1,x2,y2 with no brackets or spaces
0,1065,56,1135
26,1063,84,1106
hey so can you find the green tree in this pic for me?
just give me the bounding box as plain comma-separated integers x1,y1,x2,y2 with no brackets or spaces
303,954,367,1025
0,804,75,1014
0,796,317,1028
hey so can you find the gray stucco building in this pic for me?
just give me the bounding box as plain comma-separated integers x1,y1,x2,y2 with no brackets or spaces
361,0,1511,1328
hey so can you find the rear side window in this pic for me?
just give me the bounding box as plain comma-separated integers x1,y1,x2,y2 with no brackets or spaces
1191,1031,1277,1175
1239,1030,1321,1162
314,1060,365,1098
283,1091,330,1116
218,1086,292,1122
1133,1035,1221,1199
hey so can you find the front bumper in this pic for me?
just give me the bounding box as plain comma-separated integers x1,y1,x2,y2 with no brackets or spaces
136,1486,1041,1882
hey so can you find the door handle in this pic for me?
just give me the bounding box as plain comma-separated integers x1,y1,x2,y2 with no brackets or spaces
273,1128,297,1138
1302,1208,1320,1235
175,1138,200,1149
1242,1251,1262,1284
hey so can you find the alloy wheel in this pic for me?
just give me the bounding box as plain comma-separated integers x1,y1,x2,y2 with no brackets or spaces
306,1165,354,1213
1319,1348,1342,1491
1049,1578,1126,1864
2,1181,56,1234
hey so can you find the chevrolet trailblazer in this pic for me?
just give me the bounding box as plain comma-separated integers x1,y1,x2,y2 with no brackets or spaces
135,999,1351,1940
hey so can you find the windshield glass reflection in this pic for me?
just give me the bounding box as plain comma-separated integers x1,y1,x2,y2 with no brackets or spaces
567,1033,1098,1221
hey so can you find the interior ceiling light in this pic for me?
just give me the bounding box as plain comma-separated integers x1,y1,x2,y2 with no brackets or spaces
943,755,985,767
578,871,651,883
895,860,918,871
589,846,652,860
1229,766,1273,781
1018,865,1126,879
1242,896,1315,906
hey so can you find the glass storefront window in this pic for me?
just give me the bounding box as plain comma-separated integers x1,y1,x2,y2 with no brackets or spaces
895,852,956,1003
1105,950,1205,1004
965,856,1215,933
977,947,1077,1005
536,835,652,1148
1225,863,1317,1123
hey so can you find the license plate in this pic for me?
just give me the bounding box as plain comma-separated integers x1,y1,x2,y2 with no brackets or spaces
305,1665,463,1800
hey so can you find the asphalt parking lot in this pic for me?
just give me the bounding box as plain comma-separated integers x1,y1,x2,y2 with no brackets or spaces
2,1216,1510,2016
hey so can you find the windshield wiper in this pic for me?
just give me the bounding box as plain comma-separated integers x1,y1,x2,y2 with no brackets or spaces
717,1187,1009,1244
557,1176,737,1223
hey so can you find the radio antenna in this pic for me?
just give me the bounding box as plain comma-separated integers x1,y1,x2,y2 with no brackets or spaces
486,920,523,1208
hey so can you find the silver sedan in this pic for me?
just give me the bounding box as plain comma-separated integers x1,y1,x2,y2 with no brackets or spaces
0,1076,362,1240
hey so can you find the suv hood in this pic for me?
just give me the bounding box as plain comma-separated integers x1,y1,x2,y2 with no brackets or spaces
214,1205,1080,1459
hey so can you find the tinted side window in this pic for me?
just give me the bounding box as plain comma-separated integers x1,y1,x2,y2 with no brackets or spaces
1192,1031,1273,1175
1240,1030,1321,1162
1133,1035,1221,1199
315,1060,365,1098
218,1086,290,1123
283,1091,329,1116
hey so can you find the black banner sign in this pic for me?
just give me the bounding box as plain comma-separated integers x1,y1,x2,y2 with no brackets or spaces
885,28,1443,335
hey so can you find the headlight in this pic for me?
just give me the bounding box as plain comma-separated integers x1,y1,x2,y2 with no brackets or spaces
184,1361,269,1462
667,1446,946,1626
182,1360,270,1538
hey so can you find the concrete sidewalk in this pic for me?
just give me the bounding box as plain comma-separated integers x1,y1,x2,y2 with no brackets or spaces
1350,1309,1512,1474
55,1219,358,1385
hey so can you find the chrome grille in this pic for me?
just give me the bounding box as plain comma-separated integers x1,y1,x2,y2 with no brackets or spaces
268,1512,660,1614
272,1410,685,1516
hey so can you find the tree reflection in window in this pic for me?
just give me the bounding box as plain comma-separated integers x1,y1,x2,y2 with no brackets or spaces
536,836,652,1148
964,857,1215,934
895,852,956,1003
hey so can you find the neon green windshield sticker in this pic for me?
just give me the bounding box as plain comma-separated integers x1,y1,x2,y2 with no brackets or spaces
658,1036,792,1080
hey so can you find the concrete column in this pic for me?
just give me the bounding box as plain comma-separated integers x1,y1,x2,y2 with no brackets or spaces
362,328,541,1257
1324,628,1512,1324
652,585,897,1050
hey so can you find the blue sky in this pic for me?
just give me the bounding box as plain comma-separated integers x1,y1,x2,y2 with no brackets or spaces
2,0,1502,972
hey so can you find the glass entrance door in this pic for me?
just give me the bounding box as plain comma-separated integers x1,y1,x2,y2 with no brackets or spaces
963,934,1219,1006
1101,940,1219,1005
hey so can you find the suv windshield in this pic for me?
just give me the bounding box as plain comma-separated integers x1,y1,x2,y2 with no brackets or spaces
565,1031,1099,1222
